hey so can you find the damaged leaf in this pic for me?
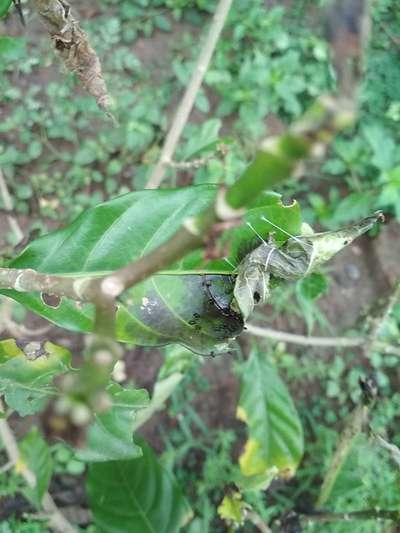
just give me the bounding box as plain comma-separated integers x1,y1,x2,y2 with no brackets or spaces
35,0,111,112
1,186,292,354
0,339,71,415
236,349,303,490
234,211,383,319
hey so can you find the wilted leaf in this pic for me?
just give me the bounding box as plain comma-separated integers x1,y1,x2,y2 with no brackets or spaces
0,339,71,415
236,349,303,489
77,383,149,462
87,440,192,533
233,212,383,319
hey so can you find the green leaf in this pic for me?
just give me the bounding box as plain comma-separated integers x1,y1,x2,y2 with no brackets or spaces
77,383,149,462
7,186,216,275
0,0,12,19
87,441,192,533
181,119,222,160
134,373,183,430
297,272,328,301
200,193,302,273
1,187,300,354
217,492,247,526
362,123,398,171
19,428,53,507
118,273,243,355
236,349,303,489
0,339,71,415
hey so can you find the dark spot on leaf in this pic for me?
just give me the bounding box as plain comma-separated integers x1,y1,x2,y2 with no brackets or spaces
253,291,261,303
282,196,295,206
40,292,62,308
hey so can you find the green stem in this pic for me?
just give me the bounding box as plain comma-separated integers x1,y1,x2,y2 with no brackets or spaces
316,404,367,508
225,96,354,209
0,96,357,336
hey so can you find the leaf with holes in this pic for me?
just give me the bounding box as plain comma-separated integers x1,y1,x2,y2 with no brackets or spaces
1,187,300,353
236,349,303,490
77,383,149,462
0,339,71,415
87,440,192,533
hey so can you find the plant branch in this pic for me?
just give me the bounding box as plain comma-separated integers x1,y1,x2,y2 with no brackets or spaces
0,168,23,243
246,276,400,358
245,323,364,347
300,508,400,525
245,510,272,533
316,377,377,508
146,0,233,189
0,95,357,336
365,278,400,355
0,399,75,533
0,297,52,338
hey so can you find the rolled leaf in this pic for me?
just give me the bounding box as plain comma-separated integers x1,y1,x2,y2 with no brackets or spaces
234,211,383,319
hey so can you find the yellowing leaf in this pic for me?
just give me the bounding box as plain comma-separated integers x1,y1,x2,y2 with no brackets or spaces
217,492,246,525
236,349,303,489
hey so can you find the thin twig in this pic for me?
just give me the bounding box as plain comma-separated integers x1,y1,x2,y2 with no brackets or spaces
0,297,52,338
365,279,400,354
146,0,233,188
0,399,75,532
316,377,378,509
245,323,364,347
300,508,400,525
246,511,273,533
245,325,400,357
0,168,23,243
316,403,368,507
373,433,400,468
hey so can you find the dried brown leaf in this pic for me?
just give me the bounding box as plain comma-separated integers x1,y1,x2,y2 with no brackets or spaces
35,0,112,112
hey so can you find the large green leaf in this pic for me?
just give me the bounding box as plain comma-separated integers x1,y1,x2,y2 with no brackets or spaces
6,186,216,275
0,0,12,19
87,441,192,533
236,349,303,490
77,383,149,462
1,187,300,353
0,339,71,416
19,428,53,508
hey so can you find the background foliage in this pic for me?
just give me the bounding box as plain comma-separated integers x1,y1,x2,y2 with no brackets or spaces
1,0,400,531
